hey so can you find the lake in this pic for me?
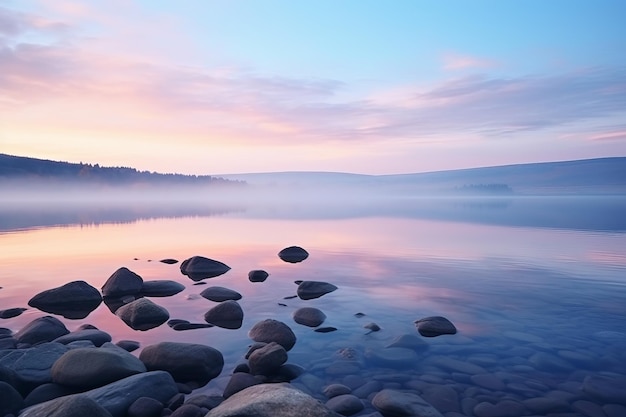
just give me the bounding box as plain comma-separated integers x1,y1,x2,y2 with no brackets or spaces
1,196,625,416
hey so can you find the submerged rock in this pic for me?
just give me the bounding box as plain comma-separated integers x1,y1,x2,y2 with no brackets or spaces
297,281,338,300
28,281,102,319
0,307,27,319
248,342,288,376
20,395,113,417
364,323,381,334
180,256,231,281
249,319,297,351
200,286,242,302
115,298,169,331
414,316,457,337
204,300,244,329
278,246,309,263
385,333,429,351
248,270,269,283
140,280,185,297
102,267,144,298
372,389,444,417
293,307,327,327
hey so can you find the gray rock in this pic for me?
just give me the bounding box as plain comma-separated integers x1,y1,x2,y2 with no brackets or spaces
473,400,527,417
170,404,204,417
0,342,68,387
420,384,460,414
0,307,27,318
20,395,113,417
206,383,340,417
127,396,164,417
160,258,179,265
200,287,242,302
293,307,327,327
203,300,244,329
582,374,626,405
101,267,144,297
432,356,487,375
223,372,262,399
248,342,288,376
351,381,382,399
372,389,444,417
20,371,177,417
139,342,224,386
248,319,297,351
364,348,418,369
116,340,140,352
0,381,23,416
385,334,429,352
180,256,231,281
414,316,457,337
248,270,269,283
23,383,79,407
278,246,309,263
51,346,147,389
141,280,185,297
323,384,352,398
14,316,69,345
53,329,112,347
297,281,337,300
326,394,364,416
28,281,102,319
115,298,169,331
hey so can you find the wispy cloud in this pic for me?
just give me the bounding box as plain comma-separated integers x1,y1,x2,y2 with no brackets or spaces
442,52,497,71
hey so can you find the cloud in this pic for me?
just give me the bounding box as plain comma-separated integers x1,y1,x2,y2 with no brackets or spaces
442,52,497,71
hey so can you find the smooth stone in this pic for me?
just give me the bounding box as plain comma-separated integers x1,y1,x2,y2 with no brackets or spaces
277,246,309,263
200,287,242,302
13,316,70,345
141,280,185,297
471,374,506,391
248,270,269,283
0,308,27,319
160,259,178,264
185,394,224,409
325,362,361,376
115,298,169,331
315,327,337,333
528,352,572,372
20,395,113,417
293,307,327,327
352,381,382,399
172,323,213,331
372,389,444,417
582,374,626,405
420,385,460,414
0,337,17,349
297,281,338,300
433,357,488,375
53,329,112,347
223,372,262,399
323,384,352,398
51,346,147,389
0,342,68,387
0,380,23,416
116,340,140,352
364,348,418,368
385,334,429,352
139,342,224,386
326,394,364,416
414,316,457,337
23,382,80,407
473,400,527,417
127,396,164,417
245,343,268,359
203,300,244,329
28,281,102,319
248,319,297,351
101,267,144,297
170,404,203,417
20,371,178,417
522,397,569,413
206,383,340,417
248,342,288,376
180,256,231,281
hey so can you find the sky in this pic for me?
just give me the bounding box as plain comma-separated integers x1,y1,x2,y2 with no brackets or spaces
1,1,625,175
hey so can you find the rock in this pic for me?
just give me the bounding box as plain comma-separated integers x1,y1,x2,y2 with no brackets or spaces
115,298,169,331
172,322,214,331
141,280,185,297
522,397,569,414
352,381,382,399
206,383,340,417
297,281,338,300
278,246,309,263
274,363,305,381
200,287,242,302
23,382,80,407
414,316,457,337
604,404,626,417
433,357,487,375
185,394,223,409
0,307,27,319
170,404,204,417
101,267,144,297
248,319,297,351
28,281,102,319
529,352,572,372
0,381,23,416
139,342,224,386
116,340,140,352
470,374,506,391
160,259,179,264
293,307,326,327
364,323,381,333
385,334,429,352
51,346,147,389
364,348,418,369
14,316,69,345
323,384,352,398
223,372,262,398
315,327,337,333
20,394,113,417
0,337,16,349
248,270,269,283
0,342,68,388
372,389,444,417
582,374,626,405
203,300,244,329
326,394,364,416
127,396,164,417
420,385,460,414
53,329,112,347
180,256,231,281
473,400,527,417
20,371,177,417
248,342,288,376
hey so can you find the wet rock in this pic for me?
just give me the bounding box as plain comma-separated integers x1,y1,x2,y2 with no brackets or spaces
139,342,224,386
102,267,144,297
185,394,224,409
200,287,242,302
51,345,147,389
414,316,457,337
160,259,179,264
20,395,113,417
53,329,112,347
141,280,185,297
275,363,305,382
248,319,297,351
471,374,506,391
278,246,309,263
245,343,268,359
582,374,626,405
326,394,364,416
473,400,527,417
223,372,262,399
180,256,231,281
102,295,139,314
293,307,326,327
0,307,27,319
0,337,16,349
248,270,269,283
28,281,102,319
170,404,204,417
23,382,80,407
115,298,169,331
364,323,381,334
433,357,487,375
116,340,140,352
352,381,382,398
0,380,23,416
529,352,572,372
323,384,352,398
203,300,244,329
325,361,361,376
372,389,444,417
206,383,340,417
364,347,418,369
421,384,460,414
0,342,68,388
127,396,164,417
385,334,429,352
315,327,337,333
14,316,69,345
297,281,338,300
172,322,214,331
248,342,288,376
522,397,569,414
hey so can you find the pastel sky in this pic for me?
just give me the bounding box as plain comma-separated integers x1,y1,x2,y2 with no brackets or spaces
1,0,625,175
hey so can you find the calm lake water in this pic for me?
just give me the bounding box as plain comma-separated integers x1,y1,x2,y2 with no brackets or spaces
1,196,625,415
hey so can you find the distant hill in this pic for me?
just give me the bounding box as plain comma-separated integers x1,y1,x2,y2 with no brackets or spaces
0,153,243,187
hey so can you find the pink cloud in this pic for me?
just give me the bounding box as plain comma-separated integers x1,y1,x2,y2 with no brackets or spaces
442,52,497,71
588,130,626,141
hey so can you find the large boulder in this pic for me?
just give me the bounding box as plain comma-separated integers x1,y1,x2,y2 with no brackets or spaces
139,342,224,386
180,256,231,281
293,307,326,327
204,300,244,329
0,342,69,388
200,286,242,302
277,246,309,263
372,389,444,417
414,316,457,337
28,281,102,319
115,298,169,331
101,267,144,298
206,383,340,417
297,281,337,300
19,394,113,417
51,345,147,389
141,280,185,297
13,316,69,345
248,319,297,351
